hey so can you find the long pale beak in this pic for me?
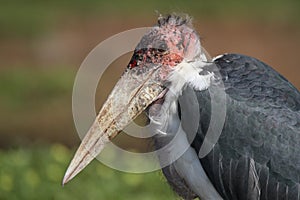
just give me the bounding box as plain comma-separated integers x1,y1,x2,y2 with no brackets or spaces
62,64,165,185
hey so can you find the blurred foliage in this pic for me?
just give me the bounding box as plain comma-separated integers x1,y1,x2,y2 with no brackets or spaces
1,0,300,38
0,144,176,200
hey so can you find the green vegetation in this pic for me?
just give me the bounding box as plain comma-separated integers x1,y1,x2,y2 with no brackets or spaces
0,144,175,200
1,0,300,38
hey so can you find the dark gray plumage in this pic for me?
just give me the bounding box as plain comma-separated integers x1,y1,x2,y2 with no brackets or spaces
160,54,300,200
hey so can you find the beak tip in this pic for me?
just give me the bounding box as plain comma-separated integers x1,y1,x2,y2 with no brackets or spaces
62,162,78,186
62,170,71,186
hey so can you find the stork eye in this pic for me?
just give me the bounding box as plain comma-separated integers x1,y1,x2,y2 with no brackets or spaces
158,43,167,52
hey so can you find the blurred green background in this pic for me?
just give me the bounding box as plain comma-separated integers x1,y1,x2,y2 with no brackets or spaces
0,0,300,199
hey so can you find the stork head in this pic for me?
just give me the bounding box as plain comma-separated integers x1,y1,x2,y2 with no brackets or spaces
63,14,208,184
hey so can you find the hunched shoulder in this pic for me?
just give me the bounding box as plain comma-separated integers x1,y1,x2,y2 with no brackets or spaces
211,53,300,112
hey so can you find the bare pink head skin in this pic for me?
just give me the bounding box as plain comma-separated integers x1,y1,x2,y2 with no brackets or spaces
63,14,203,184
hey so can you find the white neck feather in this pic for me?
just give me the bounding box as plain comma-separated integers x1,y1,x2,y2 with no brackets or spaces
150,53,214,135
165,53,214,105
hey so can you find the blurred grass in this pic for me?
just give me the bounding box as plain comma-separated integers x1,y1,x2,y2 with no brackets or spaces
0,144,175,200
1,0,300,38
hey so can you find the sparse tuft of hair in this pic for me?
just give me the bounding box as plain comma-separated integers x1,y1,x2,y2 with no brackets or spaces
157,13,193,28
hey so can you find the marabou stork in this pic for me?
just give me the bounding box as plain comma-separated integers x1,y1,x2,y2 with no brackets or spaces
63,14,300,200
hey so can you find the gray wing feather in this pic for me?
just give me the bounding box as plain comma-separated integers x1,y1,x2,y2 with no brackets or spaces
189,54,300,200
